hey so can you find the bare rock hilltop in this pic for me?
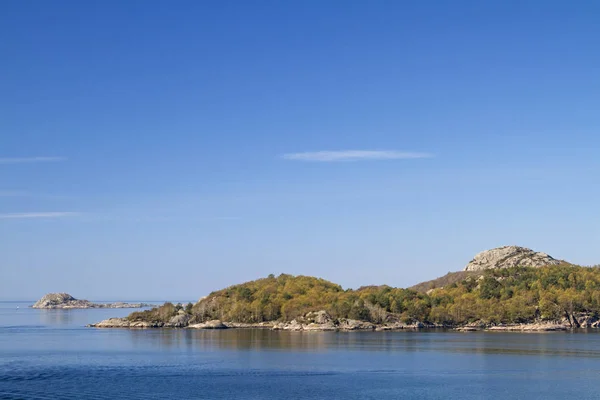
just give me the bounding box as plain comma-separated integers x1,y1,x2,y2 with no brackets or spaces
464,246,561,271
32,293,151,309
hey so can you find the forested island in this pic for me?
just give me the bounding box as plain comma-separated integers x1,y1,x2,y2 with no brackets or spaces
90,246,600,331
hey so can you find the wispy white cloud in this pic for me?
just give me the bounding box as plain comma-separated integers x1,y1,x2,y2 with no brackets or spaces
281,150,433,162
0,157,66,164
78,214,171,223
79,214,240,223
0,212,80,219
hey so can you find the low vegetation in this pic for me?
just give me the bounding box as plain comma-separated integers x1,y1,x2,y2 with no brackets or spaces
127,302,193,323
190,273,429,324
127,264,600,326
408,270,478,293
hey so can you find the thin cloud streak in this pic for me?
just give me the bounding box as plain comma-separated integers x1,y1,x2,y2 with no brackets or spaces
281,150,434,162
0,191,75,200
0,191,28,197
0,212,80,219
77,214,240,223
0,157,66,164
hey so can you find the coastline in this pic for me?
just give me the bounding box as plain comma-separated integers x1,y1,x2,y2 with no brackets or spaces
87,316,578,332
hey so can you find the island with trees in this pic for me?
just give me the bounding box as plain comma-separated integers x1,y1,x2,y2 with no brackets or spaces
90,246,600,331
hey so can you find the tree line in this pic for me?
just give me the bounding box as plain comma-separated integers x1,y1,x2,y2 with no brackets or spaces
127,264,600,326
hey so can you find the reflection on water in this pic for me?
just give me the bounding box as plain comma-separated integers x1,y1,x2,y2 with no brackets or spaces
128,328,331,351
3,301,600,360
0,301,158,329
4,303,600,400
123,328,600,358
38,309,76,326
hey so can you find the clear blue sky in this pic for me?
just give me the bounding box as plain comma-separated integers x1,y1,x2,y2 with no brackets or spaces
1,1,599,300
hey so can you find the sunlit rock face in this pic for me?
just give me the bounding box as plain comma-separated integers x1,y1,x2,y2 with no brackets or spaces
464,246,561,271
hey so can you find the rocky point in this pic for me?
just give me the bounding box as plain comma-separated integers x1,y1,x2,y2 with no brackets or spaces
32,293,152,309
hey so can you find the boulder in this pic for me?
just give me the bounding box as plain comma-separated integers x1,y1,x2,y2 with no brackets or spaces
303,322,337,331
486,322,568,331
224,322,273,329
273,311,340,331
573,313,600,328
464,246,561,271
129,320,162,328
89,318,164,328
271,322,285,330
283,319,304,331
168,314,191,328
304,310,332,324
456,326,481,332
377,321,421,331
188,320,228,329
338,319,376,331
89,318,131,328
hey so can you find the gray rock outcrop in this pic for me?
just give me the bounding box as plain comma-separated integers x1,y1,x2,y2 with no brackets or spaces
188,320,228,329
270,311,378,331
305,310,332,324
486,322,569,331
464,246,561,271
89,318,131,328
32,293,78,308
88,318,163,328
32,293,151,309
337,318,376,331
168,312,191,328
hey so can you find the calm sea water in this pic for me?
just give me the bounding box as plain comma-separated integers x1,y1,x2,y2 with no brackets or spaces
2,301,600,399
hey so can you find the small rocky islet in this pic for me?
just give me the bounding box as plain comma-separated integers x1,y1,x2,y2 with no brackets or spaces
32,293,152,309
89,246,600,332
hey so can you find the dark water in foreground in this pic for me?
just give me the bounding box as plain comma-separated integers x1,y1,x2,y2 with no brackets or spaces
1,302,600,399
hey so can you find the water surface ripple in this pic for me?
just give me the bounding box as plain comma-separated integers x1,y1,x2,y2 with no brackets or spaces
1,301,599,399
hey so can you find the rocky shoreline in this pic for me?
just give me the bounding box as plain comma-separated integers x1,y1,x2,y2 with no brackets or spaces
88,310,438,330
87,318,433,331
87,319,593,332
456,322,570,332
88,309,597,332
32,293,152,309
